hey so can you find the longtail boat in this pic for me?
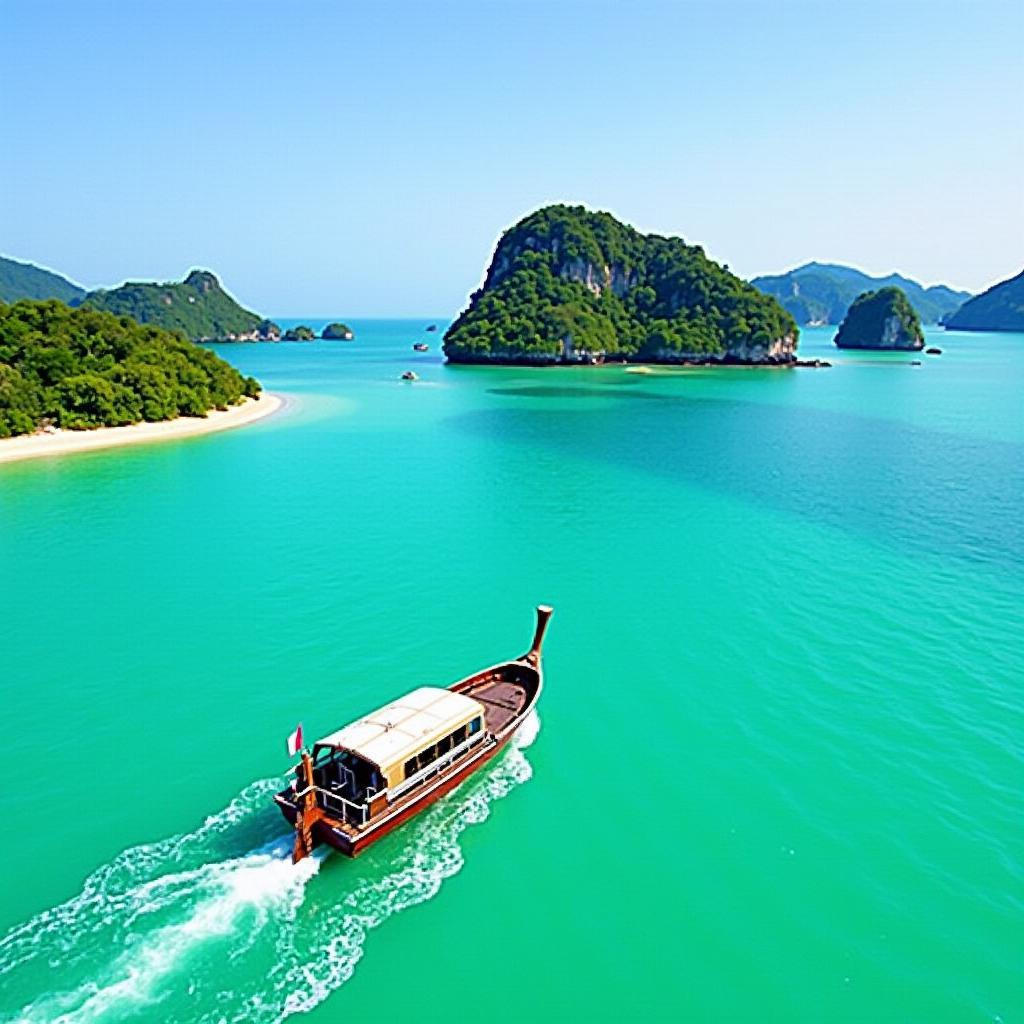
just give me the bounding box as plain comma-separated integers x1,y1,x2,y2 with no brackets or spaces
276,605,552,862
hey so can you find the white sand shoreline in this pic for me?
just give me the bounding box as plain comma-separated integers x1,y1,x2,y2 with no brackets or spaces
0,392,285,466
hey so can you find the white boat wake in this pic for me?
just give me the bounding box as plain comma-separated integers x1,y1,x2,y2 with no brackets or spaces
0,713,539,1023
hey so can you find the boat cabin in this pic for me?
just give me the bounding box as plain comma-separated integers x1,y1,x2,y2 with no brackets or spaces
304,686,486,826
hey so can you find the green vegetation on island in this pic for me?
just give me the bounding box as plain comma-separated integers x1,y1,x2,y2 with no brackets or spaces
81,269,281,341
0,299,260,438
834,287,924,350
0,255,87,305
283,325,317,341
752,262,970,326
943,269,1024,332
443,205,798,364
322,322,354,340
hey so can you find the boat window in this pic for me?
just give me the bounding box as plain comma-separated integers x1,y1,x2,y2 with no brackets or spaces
404,757,417,780
452,725,466,745
417,744,436,770
469,717,481,735
437,734,452,756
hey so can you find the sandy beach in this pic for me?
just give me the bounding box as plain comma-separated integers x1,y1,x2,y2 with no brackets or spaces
0,392,285,466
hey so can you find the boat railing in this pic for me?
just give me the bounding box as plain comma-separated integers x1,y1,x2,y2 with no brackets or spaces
319,788,369,826
294,784,369,826
387,731,488,802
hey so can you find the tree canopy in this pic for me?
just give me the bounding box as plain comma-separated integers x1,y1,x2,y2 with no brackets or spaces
443,205,798,364
0,299,261,437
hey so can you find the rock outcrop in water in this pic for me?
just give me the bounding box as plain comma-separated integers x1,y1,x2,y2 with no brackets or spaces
322,322,354,340
443,205,798,365
834,287,924,351
943,269,1024,332
283,325,317,341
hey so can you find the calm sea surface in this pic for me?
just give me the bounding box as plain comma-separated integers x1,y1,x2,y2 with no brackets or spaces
0,322,1021,1022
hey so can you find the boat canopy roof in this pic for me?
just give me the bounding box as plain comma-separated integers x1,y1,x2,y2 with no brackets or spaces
315,687,484,776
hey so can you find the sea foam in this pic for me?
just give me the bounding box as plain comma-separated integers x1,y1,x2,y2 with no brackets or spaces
0,714,538,1023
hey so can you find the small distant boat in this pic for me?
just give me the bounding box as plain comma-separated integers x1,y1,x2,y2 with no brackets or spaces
401,370,419,381
413,343,429,352
276,605,552,861
925,347,942,355
625,365,654,374
425,324,438,332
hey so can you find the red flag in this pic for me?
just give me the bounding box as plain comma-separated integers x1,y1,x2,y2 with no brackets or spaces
286,723,303,757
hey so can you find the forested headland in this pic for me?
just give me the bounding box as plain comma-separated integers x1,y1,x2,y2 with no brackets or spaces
0,299,261,437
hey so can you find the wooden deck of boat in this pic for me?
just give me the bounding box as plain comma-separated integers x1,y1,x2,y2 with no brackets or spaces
462,677,529,733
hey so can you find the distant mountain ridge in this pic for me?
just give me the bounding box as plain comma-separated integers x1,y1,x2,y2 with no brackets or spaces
0,256,86,304
81,269,279,341
0,257,279,341
751,262,970,326
943,269,1024,332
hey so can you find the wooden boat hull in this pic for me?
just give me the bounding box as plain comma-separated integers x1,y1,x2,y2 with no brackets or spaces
275,721,516,856
274,607,550,860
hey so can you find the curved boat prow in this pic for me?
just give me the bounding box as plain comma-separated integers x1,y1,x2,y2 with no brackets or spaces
523,604,554,665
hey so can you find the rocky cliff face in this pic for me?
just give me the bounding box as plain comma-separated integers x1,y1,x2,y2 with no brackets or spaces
642,333,798,363
488,239,638,300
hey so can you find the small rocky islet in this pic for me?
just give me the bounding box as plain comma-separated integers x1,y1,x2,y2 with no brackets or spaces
833,287,925,351
283,325,317,341
321,322,355,340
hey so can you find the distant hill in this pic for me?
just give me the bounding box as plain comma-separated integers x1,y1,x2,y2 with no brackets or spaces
0,256,86,304
943,270,1024,332
751,263,970,325
81,269,279,341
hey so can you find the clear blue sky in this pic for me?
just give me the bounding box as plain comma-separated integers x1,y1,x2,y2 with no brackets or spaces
2,1,1021,315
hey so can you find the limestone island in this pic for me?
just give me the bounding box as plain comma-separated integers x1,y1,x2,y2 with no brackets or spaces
322,322,355,340
833,287,924,351
283,325,317,341
443,205,800,366
0,299,279,462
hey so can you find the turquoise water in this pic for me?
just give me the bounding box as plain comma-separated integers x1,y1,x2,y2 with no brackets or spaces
0,322,1021,1022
